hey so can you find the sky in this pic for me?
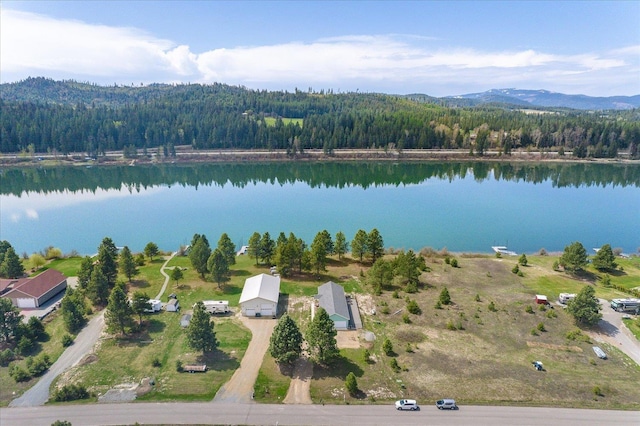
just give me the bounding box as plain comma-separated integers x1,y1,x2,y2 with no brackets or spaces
1,1,639,97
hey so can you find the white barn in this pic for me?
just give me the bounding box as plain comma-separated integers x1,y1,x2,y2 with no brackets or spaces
239,273,280,317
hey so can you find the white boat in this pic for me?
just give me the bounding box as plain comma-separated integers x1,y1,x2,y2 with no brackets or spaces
593,346,607,359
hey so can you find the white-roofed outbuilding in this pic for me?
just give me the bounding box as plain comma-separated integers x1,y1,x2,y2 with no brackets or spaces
239,273,280,317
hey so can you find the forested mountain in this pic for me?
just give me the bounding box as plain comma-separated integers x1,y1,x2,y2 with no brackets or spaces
443,89,640,110
1,77,639,159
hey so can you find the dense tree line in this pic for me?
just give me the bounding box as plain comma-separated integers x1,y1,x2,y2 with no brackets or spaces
1,78,639,158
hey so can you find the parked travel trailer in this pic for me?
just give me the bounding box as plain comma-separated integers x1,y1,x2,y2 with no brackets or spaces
610,299,640,314
559,293,576,304
166,298,180,312
145,299,162,313
201,300,230,314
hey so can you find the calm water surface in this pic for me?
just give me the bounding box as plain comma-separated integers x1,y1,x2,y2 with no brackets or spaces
1,162,638,255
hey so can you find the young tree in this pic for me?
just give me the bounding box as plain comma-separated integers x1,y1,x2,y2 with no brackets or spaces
566,285,602,327
248,232,262,266
393,250,424,287
170,266,184,288
0,246,25,278
29,253,46,271
207,249,230,289
345,372,359,397
518,254,528,266
144,242,160,261
592,244,617,272
382,338,394,356
119,246,138,282
187,301,217,355
77,256,94,290
310,231,329,275
269,313,303,364
189,234,211,279
306,307,339,365
351,229,368,263
559,241,588,272
0,298,22,344
97,237,119,287
367,228,384,262
105,283,134,335
26,316,46,341
439,287,452,305
61,287,86,333
217,233,236,266
367,258,394,294
87,267,110,306
334,231,349,260
131,291,152,325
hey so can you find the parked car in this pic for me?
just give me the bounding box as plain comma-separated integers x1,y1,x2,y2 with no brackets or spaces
436,399,458,410
395,399,419,410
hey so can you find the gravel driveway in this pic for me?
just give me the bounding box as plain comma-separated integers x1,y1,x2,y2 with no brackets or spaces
10,311,105,407
588,300,640,365
213,316,276,403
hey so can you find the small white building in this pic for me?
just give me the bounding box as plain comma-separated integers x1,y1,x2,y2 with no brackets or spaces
145,299,162,312
239,273,280,317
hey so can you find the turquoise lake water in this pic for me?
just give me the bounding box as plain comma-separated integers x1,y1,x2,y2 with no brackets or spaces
1,161,638,256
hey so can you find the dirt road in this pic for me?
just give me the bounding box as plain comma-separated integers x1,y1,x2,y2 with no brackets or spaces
212,316,276,403
588,300,640,365
283,352,313,404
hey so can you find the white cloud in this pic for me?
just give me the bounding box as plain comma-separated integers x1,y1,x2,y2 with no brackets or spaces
1,8,638,96
25,209,39,220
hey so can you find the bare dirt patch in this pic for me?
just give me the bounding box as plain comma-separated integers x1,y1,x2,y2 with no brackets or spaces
336,330,361,349
355,294,375,316
526,341,583,352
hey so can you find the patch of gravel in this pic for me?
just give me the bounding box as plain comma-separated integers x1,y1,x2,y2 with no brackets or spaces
97,383,138,403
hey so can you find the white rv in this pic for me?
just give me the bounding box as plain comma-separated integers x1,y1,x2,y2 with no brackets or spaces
145,299,162,313
202,300,230,314
559,293,576,304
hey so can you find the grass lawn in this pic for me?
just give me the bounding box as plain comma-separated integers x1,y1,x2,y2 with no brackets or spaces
263,117,303,127
253,355,292,403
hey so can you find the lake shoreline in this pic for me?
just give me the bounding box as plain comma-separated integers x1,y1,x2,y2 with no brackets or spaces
2,147,638,168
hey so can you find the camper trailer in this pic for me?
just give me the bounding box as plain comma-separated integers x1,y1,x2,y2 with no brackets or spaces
610,299,640,314
144,299,162,313
202,300,230,314
559,293,576,305
166,298,180,312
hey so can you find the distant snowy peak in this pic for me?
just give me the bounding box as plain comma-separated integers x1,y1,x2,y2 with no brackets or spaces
443,89,640,110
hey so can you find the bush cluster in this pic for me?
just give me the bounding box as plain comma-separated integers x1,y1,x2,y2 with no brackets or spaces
53,384,90,402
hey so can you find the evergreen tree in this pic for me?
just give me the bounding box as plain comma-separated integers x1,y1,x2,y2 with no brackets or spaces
77,256,94,290
592,244,617,271
105,283,134,335
260,232,275,265
518,254,528,266
119,246,138,282
345,372,359,397
0,298,22,343
334,231,349,260
269,313,303,364
131,291,152,325
351,229,368,263
439,287,452,305
189,234,211,278
187,302,217,355
207,249,230,289
367,228,384,262
170,266,184,287
306,307,339,365
248,232,262,266
61,287,86,333
0,246,24,279
310,231,330,275
566,285,602,327
560,241,588,272
217,233,237,266
367,258,394,294
87,267,110,306
144,242,160,261
97,237,119,287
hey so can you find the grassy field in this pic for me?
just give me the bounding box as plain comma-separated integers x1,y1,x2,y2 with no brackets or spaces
2,252,639,409
263,117,303,127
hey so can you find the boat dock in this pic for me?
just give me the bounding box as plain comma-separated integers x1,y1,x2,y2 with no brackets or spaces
492,246,518,256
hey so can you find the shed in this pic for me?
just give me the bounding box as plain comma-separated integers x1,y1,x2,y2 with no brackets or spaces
166,298,180,312
316,281,350,330
2,269,67,308
180,313,192,327
239,273,280,317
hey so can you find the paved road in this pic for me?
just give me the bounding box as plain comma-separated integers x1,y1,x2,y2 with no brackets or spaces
2,402,638,426
213,316,276,403
9,311,105,407
589,301,640,365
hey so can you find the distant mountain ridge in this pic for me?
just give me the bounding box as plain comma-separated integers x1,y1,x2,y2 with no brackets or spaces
441,88,640,111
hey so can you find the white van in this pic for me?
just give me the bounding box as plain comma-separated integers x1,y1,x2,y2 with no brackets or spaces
436,398,458,410
395,399,419,410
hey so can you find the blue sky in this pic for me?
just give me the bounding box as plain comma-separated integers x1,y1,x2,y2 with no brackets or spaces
1,1,639,96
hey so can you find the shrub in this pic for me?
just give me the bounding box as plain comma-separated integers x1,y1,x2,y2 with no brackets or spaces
61,334,74,347
450,258,458,268
380,305,390,315
518,254,528,266
405,281,418,294
488,301,497,312
9,364,31,382
439,287,451,305
495,252,502,258
566,329,590,343
525,305,534,314
152,357,161,367
402,313,411,324
475,294,481,302
392,290,400,299
538,304,547,311
53,384,89,402
537,322,546,332
546,310,557,319
517,270,524,277
434,300,442,309
406,300,421,315
17,335,35,356
175,360,183,372
444,256,451,265
530,328,538,336
390,358,400,372
539,248,548,256
512,264,520,274
0,348,15,367
51,421,73,426
382,339,394,356
593,386,603,397
28,354,51,377
363,349,371,363
446,320,457,331
405,343,413,353
552,260,560,271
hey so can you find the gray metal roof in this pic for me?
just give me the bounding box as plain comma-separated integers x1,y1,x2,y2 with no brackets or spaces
316,281,349,321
